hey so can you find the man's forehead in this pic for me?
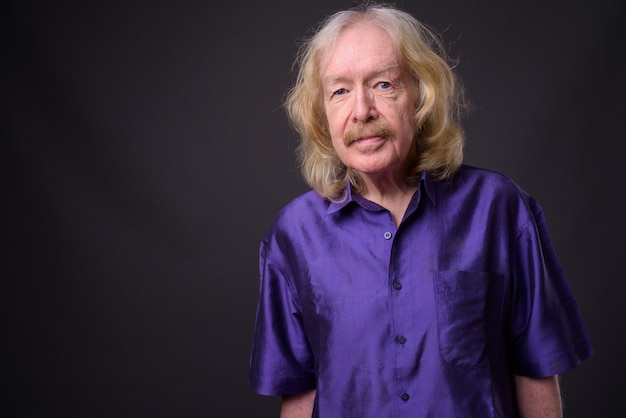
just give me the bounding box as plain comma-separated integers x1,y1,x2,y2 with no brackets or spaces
322,64,402,85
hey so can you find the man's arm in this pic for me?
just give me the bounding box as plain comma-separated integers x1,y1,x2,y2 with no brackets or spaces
280,389,316,418
515,375,562,418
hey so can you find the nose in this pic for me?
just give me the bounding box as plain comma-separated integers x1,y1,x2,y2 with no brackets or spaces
351,88,378,123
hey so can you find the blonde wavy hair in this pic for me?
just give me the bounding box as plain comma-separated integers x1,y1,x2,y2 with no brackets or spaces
285,3,466,200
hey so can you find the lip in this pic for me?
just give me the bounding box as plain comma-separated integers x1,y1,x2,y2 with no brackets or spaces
353,136,385,146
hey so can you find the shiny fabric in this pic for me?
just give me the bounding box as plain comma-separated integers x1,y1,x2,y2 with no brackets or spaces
249,165,593,417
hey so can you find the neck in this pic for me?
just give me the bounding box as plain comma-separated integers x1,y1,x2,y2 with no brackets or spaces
360,174,417,227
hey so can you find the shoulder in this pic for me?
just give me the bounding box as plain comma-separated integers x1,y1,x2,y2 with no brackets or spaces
442,165,533,203
433,165,542,227
260,190,329,253
273,189,329,228
454,165,526,194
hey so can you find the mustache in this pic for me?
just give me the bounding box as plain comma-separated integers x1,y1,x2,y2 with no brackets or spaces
344,122,396,146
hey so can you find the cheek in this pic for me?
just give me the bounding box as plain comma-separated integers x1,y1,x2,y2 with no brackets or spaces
396,106,418,134
325,111,346,139
330,134,345,154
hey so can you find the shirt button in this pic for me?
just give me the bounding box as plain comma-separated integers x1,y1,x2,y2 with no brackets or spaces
393,281,402,290
401,393,410,402
383,231,392,240
396,335,407,345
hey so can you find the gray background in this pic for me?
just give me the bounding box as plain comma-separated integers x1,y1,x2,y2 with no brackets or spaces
4,0,625,416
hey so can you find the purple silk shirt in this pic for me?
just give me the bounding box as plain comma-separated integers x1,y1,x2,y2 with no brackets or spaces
249,165,593,417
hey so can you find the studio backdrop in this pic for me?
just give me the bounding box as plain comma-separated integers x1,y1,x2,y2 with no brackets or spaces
4,0,625,417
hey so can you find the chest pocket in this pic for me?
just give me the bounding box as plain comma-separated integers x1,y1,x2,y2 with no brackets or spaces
434,270,506,368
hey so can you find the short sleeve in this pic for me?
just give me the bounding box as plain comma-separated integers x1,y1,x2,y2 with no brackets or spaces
509,197,594,377
249,241,316,395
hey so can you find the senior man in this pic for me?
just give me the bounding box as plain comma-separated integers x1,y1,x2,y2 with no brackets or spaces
250,3,593,417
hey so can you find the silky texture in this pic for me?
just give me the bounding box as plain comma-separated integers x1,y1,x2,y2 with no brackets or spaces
249,165,593,417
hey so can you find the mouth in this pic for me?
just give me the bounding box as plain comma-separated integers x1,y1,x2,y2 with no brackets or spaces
353,135,386,145
345,132,390,147
344,123,395,146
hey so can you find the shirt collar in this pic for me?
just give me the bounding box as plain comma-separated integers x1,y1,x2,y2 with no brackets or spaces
326,171,435,216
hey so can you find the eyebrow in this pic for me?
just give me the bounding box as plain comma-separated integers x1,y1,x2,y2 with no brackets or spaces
323,64,402,86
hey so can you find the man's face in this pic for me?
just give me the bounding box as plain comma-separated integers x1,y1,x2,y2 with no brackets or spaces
320,22,418,182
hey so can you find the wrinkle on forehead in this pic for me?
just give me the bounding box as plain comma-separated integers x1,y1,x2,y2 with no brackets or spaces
323,64,401,86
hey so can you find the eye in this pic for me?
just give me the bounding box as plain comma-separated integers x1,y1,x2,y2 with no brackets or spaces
377,81,392,90
333,88,348,97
